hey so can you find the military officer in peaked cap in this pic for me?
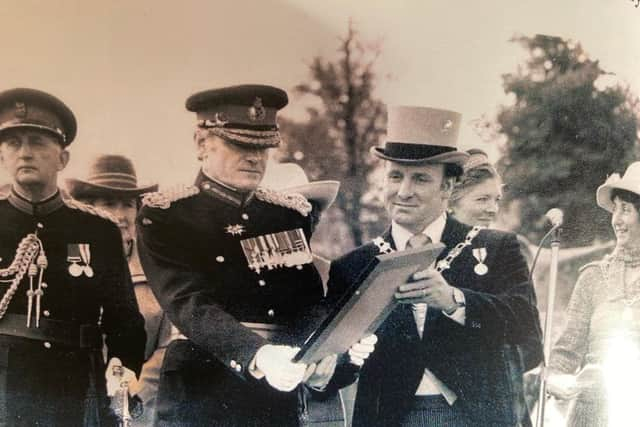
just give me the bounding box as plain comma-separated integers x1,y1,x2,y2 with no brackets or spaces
137,84,375,427
325,106,542,427
0,88,146,426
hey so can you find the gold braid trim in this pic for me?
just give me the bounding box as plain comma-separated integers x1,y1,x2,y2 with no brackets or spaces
64,198,119,225
205,127,281,147
255,187,311,217
0,234,42,319
141,185,200,209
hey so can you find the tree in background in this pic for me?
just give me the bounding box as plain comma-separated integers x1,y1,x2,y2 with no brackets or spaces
496,34,638,245
278,20,387,253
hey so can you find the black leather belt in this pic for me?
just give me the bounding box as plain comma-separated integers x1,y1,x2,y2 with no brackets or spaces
0,314,101,349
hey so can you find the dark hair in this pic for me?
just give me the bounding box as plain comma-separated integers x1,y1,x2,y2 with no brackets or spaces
611,188,640,213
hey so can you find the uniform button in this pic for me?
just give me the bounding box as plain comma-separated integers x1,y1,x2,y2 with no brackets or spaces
41,283,48,289
235,364,242,372
258,280,266,287
216,256,225,263
296,265,303,270
202,182,211,190
43,310,50,317
241,213,249,220
230,360,237,368
267,309,275,317
43,341,52,349
142,218,153,226
37,222,44,229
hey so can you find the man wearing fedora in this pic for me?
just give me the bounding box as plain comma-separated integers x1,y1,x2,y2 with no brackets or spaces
326,106,542,426
0,88,145,426
136,84,375,427
67,154,172,426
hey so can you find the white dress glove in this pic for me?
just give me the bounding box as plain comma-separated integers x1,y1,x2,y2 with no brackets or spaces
348,334,378,366
105,357,139,397
304,354,338,390
254,345,308,392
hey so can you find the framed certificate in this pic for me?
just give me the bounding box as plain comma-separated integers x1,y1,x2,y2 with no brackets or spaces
294,243,444,364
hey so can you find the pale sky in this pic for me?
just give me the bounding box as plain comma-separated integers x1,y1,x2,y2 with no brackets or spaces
1,0,638,187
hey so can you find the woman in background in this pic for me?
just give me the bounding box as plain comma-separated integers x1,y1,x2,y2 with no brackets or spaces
448,148,504,228
547,162,640,426
67,154,168,427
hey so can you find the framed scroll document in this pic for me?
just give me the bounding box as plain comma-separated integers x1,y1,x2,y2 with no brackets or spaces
294,242,444,364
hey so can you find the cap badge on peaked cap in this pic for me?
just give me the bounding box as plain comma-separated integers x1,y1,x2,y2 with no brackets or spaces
14,102,27,119
247,97,266,121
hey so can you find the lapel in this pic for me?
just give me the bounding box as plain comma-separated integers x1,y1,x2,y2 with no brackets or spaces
381,226,396,250
377,225,420,341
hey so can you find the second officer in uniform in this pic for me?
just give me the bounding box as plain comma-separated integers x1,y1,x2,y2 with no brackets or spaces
137,84,374,427
0,88,146,426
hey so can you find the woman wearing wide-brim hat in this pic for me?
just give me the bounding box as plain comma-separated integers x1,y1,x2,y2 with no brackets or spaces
67,154,168,427
546,161,640,426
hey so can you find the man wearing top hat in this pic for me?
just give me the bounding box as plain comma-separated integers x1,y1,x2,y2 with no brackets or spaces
326,106,543,426
136,84,375,427
0,88,146,426
67,154,171,426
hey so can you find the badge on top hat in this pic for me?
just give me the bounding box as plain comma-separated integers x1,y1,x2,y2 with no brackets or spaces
186,84,288,148
371,105,468,169
0,88,77,146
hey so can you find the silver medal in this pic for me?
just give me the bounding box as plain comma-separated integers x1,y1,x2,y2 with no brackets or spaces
68,262,83,277
474,263,488,276
84,265,94,278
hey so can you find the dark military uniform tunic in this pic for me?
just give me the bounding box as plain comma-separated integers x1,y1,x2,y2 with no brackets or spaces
0,188,145,427
137,172,325,427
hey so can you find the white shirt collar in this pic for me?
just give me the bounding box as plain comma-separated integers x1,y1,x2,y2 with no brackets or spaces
391,213,447,251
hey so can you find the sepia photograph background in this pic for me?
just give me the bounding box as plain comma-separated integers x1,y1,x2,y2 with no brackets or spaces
2,1,639,424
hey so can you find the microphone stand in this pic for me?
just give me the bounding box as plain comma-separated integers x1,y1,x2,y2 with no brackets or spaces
535,225,561,427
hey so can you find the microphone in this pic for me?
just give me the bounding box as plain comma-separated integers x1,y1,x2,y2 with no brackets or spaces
528,208,564,282
545,208,564,228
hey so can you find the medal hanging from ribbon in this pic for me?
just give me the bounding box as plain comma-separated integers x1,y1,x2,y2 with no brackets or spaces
472,247,488,276
67,243,93,277
240,228,313,274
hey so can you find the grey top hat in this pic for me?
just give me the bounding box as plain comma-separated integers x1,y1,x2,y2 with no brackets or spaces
66,154,158,199
371,105,469,166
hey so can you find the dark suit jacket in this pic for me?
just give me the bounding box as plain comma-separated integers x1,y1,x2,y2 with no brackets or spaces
327,216,543,427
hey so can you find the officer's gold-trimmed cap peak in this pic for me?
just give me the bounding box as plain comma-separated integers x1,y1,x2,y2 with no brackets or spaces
186,84,288,148
0,88,77,146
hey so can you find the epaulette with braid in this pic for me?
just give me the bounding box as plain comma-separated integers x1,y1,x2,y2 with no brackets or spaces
255,187,311,217
64,198,119,225
141,185,200,209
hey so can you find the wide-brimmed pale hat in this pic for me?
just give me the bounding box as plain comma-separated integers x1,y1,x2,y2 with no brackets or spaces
371,105,469,166
596,162,640,213
261,161,339,212
66,154,158,199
